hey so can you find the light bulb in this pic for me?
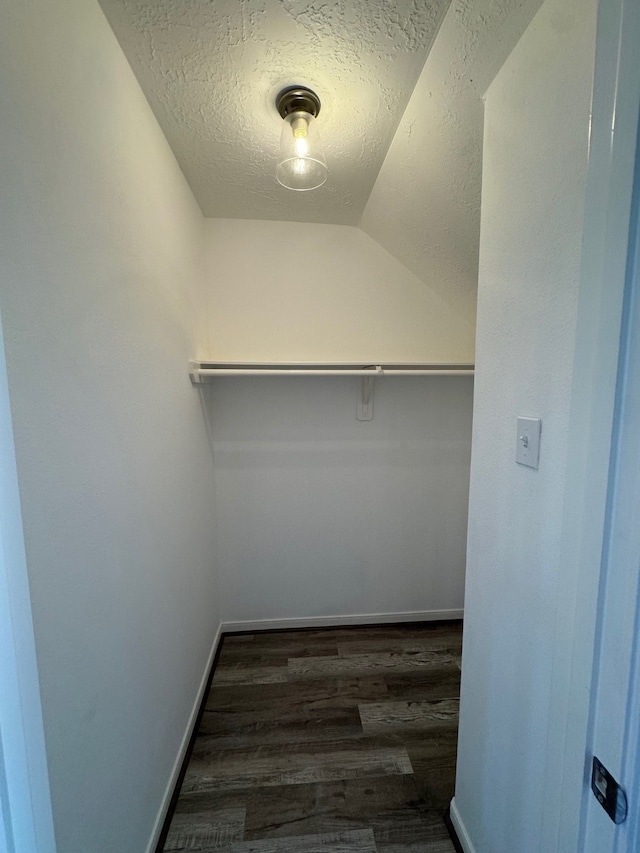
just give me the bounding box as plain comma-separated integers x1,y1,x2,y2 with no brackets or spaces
291,115,308,139
276,109,327,191
294,136,309,157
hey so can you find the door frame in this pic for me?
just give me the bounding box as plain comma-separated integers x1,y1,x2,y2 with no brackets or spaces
606,117,640,852
0,310,56,852
541,0,640,849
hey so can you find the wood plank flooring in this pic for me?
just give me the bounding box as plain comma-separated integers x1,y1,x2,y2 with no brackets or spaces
162,622,462,853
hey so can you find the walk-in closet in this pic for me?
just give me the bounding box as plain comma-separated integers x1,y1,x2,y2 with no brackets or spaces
2,1,634,852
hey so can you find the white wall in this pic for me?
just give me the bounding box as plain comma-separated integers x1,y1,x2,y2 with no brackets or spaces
202,218,474,626
204,219,476,364
0,2,219,851
206,375,472,626
451,0,597,851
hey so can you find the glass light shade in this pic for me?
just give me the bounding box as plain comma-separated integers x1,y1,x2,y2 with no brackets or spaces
276,110,327,191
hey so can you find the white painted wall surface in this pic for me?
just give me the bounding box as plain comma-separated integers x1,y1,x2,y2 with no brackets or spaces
452,0,597,850
204,219,476,364
0,1,219,851
204,376,473,625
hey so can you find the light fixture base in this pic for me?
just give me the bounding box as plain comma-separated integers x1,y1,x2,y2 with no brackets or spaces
276,86,321,119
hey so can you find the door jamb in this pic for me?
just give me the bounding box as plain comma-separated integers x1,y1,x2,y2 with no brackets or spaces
541,0,640,849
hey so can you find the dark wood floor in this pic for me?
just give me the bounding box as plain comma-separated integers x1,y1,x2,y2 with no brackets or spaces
162,622,462,853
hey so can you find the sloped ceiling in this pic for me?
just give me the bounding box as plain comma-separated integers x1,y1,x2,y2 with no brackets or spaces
97,0,451,224
98,0,543,321
360,0,544,324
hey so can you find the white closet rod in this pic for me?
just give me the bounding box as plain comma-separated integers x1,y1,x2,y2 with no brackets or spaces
195,368,474,376
190,362,474,381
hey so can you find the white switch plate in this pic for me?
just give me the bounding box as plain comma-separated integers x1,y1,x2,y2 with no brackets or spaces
516,417,541,468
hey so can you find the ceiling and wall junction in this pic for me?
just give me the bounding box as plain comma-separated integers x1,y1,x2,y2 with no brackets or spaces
97,0,544,316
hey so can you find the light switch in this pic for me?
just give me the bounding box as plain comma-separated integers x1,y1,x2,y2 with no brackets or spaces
516,417,541,468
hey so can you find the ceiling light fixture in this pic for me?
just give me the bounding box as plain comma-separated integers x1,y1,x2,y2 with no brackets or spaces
275,86,327,191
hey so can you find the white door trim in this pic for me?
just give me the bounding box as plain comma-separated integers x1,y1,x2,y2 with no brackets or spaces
602,114,640,853
0,310,56,852
541,0,640,849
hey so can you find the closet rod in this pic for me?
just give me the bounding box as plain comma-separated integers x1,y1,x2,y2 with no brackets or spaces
190,362,474,382
195,368,474,376
198,368,381,376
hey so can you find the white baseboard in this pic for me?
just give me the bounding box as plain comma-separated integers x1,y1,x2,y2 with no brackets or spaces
221,608,463,634
145,623,222,853
449,797,476,853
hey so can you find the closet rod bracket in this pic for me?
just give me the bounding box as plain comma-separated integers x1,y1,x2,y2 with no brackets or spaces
357,375,376,421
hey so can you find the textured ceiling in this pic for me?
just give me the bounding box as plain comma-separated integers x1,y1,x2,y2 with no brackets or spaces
360,0,544,324
98,0,451,224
